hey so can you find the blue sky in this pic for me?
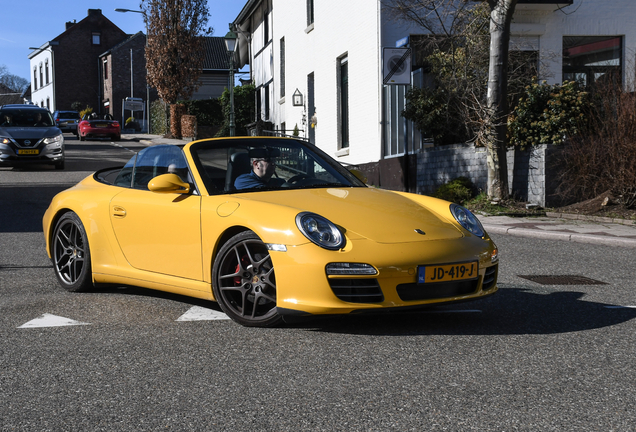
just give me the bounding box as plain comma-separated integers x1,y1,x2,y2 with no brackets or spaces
0,1,246,82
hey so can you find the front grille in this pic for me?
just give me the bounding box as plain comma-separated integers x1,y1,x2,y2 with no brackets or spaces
329,278,384,303
14,138,41,148
482,265,498,291
397,279,478,301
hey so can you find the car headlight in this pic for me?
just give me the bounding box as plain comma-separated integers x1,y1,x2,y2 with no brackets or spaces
44,134,64,148
450,204,485,238
296,212,345,250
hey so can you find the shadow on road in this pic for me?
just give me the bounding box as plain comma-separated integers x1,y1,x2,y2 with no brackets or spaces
298,286,636,336
49,282,636,336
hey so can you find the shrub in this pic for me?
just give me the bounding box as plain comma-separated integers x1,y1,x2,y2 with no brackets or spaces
434,177,476,204
508,80,589,148
79,106,93,119
557,84,636,208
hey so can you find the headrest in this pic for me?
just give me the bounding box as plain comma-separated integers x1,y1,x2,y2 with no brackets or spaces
249,147,280,159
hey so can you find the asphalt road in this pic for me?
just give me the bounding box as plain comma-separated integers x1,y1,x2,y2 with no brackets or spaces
1,136,635,431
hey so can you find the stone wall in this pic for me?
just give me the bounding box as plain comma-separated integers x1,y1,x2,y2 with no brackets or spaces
416,143,564,207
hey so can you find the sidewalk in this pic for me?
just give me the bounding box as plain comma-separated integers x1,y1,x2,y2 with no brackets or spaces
119,132,636,249
480,213,636,249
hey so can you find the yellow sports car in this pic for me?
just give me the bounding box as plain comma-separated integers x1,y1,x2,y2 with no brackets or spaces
43,137,498,327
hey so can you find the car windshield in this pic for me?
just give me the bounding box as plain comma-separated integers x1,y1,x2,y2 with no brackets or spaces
0,108,54,128
189,138,366,194
57,111,80,119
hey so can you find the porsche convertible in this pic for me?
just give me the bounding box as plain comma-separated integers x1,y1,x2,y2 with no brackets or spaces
43,137,498,327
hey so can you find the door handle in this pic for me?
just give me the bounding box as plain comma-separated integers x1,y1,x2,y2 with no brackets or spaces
112,206,127,218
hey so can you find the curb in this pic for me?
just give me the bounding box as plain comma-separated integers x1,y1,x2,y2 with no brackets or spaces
483,224,636,249
546,211,636,226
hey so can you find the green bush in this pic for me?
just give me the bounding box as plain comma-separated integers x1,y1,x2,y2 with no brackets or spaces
150,100,168,136
178,98,224,126
508,80,589,148
434,177,475,204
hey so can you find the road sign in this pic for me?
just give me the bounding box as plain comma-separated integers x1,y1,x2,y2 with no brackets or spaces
383,47,412,85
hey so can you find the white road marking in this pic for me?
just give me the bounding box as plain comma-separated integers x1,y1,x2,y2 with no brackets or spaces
604,305,636,309
176,306,230,321
18,314,90,328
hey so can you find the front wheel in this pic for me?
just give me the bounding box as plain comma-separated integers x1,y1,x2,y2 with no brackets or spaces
212,231,282,327
51,212,93,292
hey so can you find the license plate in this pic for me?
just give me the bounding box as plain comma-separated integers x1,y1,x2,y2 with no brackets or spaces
18,149,39,155
96,123,108,127
418,262,478,284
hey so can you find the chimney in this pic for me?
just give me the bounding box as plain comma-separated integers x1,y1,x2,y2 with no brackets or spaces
65,20,76,30
88,9,102,16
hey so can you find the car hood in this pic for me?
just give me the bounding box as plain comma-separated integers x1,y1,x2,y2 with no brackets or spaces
237,187,463,243
0,126,60,139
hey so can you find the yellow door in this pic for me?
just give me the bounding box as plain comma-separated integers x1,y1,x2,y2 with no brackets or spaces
110,189,203,281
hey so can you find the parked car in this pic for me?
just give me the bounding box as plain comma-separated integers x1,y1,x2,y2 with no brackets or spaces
0,104,65,170
52,110,80,135
78,113,121,141
43,137,499,327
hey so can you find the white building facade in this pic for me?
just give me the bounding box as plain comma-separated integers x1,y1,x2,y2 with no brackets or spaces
27,42,57,111
512,0,636,90
233,0,636,184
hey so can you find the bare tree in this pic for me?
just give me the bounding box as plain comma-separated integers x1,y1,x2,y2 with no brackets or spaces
0,64,29,93
140,0,212,104
385,0,519,199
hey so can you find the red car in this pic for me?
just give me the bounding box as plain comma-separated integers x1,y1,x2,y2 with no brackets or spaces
78,114,121,141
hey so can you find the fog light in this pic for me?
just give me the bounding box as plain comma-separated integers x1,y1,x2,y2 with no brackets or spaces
266,243,287,252
326,263,377,275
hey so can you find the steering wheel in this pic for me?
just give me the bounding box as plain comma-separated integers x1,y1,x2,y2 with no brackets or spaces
282,173,310,187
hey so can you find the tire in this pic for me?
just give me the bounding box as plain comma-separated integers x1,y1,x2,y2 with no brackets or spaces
212,231,282,327
79,133,85,141
112,134,120,141
54,160,65,170
51,212,93,292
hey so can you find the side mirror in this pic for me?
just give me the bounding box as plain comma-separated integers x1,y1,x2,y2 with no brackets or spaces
148,173,191,194
348,169,367,184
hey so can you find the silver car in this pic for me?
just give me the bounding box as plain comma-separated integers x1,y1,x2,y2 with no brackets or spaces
0,105,65,170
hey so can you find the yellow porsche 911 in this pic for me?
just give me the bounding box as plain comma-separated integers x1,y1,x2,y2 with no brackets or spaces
43,137,498,327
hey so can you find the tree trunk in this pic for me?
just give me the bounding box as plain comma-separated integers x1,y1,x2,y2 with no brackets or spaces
485,0,517,199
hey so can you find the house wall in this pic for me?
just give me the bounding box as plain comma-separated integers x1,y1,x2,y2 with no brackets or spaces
28,51,55,110
105,35,149,124
52,10,128,112
513,0,636,89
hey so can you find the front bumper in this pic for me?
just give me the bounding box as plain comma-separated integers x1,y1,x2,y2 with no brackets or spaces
269,235,498,316
0,142,64,167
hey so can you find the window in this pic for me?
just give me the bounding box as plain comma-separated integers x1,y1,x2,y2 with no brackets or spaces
103,58,108,80
45,60,49,85
92,32,101,45
280,38,285,98
307,0,314,26
33,68,37,90
39,64,43,88
563,36,622,87
264,83,270,120
46,98,50,110
338,56,349,149
264,11,270,43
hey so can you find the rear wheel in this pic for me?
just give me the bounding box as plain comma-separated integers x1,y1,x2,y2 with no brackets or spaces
54,160,65,170
79,133,85,141
212,231,282,327
51,212,93,292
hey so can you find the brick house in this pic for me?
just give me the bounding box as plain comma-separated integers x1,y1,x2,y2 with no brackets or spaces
99,32,157,128
29,9,129,113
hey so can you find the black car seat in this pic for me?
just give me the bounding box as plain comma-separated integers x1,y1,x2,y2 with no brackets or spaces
225,152,251,191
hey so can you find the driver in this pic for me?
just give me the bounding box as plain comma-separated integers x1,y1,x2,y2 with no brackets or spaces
234,154,277,189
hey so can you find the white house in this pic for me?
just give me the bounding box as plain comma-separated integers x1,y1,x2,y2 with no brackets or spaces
27,41,57,111
232,0,636,190
512,0,636,89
